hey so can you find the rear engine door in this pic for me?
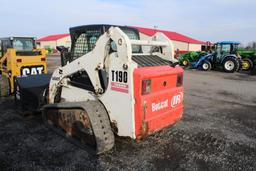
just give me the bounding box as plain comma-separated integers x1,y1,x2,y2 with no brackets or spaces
133,66,184,138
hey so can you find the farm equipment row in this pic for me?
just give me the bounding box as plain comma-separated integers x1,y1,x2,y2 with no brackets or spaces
179,41,256,74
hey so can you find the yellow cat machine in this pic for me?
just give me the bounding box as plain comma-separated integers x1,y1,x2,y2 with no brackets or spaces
0,37,47,96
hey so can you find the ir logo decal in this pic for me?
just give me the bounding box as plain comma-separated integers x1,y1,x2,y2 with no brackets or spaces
171,92,183,108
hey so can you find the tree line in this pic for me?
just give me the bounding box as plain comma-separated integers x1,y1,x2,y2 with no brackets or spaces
239,41,256,50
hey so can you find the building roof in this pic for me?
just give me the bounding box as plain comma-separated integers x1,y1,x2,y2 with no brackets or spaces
132,26,206,45
37,34,70,41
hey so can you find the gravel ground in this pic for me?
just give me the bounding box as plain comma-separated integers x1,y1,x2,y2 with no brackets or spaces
0,56,256,171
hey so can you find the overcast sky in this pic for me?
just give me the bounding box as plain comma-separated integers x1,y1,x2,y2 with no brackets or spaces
0,0,255,44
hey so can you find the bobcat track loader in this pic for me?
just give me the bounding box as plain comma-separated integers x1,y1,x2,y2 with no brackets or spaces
15,25,184,154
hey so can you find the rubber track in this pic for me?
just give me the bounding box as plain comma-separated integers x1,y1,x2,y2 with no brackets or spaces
42,101,115,154
0,75,10,97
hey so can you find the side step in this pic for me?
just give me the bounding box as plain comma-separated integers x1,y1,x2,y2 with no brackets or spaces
42,101,115,154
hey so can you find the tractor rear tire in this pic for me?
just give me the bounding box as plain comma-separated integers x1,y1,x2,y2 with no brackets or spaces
222,57,239,73
182,59,189,67
0,75,10,97
201,61,212,71
242,58,253,71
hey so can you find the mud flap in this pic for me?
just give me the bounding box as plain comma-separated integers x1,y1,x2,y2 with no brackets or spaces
42,101,115,154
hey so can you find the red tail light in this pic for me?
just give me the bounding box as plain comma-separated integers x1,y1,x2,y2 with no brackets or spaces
16,59,22,63
41,57,46,61
142,79,151,95
177,74,183,87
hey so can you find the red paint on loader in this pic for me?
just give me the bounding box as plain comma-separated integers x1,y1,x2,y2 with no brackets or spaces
133,66,184,138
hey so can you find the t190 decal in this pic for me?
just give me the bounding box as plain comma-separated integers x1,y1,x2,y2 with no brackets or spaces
111,70,128,93
111,70,128,83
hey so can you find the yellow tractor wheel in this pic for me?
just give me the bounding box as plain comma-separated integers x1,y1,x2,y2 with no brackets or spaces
0,75,10,97
182,60,189,66
242,58,253,71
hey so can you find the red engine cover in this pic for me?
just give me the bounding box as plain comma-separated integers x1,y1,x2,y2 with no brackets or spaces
133,66,184,139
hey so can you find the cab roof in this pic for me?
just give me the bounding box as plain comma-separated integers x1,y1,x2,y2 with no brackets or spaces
216,41,240,45
69,24,139,37
0,37,36,40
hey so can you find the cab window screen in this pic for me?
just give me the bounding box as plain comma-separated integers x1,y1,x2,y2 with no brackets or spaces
2,40,11,54
72,30,101,61
13,38,34,51
222,44,231,53
110,28,141,53
122,28,141,53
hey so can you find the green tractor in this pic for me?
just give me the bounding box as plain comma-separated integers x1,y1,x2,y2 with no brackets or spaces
238,49,256,71
179,51,207,66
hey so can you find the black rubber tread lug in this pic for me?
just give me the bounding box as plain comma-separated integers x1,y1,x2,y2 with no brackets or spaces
81,101,115,154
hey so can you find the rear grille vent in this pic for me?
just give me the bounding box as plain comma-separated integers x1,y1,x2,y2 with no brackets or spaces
16,51,41,56
132,55,170,67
